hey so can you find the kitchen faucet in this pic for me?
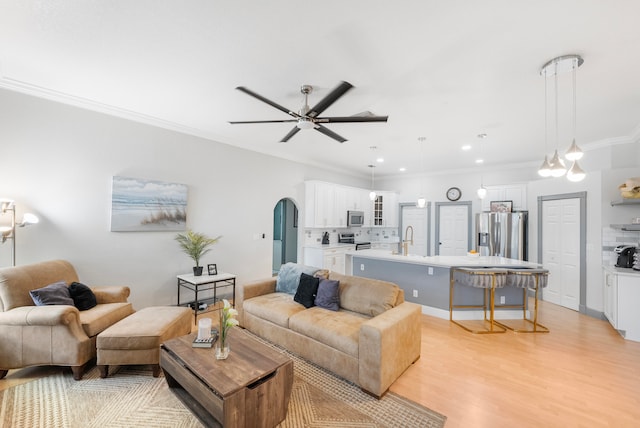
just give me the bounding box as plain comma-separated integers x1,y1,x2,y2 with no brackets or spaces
403,225,414,256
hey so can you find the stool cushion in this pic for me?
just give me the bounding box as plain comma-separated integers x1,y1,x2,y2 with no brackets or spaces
97,306,192,350
506,269,549,288
453,268,508,288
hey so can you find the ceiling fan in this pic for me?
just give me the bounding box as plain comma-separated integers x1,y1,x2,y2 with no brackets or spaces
229,81,388,143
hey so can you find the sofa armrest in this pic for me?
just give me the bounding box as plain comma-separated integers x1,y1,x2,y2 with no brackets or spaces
358,301,422,397
91,286,130,304
0,305,83,328
236,278,277,326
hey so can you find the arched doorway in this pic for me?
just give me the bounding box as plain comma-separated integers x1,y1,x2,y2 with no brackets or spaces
273,198,298,275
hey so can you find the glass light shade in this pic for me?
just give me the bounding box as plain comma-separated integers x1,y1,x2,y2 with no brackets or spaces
549,150,567,177
566,161,586,182
477,187,487,199
20,213,39,226
538,155,552,177
417,197,426,208
564,139,583,161
369,191,376,201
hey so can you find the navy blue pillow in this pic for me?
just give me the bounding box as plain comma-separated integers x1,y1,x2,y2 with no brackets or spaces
314,279,340,311
68,282,97,311
294,273,320,308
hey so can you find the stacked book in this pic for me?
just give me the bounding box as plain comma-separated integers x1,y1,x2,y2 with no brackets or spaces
192,329,218,348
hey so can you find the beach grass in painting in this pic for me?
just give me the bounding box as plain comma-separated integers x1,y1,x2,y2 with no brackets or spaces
111,176,188,232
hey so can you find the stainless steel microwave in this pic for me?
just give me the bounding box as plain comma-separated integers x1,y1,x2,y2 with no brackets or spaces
347,210,365,227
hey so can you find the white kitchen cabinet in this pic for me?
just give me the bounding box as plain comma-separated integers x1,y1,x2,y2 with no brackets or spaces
372,191,399,227
305,181,373,228
603,266,640,342
481,184,527,211
603,268,618,328
303,245,353,274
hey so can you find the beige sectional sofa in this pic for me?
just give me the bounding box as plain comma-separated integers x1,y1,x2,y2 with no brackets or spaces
237,268,422,398
0,260,134,380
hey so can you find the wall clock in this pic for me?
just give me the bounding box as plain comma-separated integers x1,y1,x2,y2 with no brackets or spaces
446,187,462,201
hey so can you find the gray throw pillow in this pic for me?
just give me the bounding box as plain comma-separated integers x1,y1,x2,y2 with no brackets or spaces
29,281,75,306
315,279,340,311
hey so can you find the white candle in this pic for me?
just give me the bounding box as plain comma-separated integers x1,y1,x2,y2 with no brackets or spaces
197,318,212,340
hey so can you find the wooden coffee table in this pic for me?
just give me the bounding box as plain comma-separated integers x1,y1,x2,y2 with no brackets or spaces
160,329,293,427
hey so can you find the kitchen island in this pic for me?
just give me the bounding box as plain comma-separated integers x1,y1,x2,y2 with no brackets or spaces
345,249,542,320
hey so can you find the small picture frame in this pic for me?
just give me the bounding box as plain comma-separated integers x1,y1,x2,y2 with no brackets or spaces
490,201,513,213
207,264,218,276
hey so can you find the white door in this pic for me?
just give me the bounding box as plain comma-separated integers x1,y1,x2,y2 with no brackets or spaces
438,205,469,256
542,198,580,310
402,206,428,256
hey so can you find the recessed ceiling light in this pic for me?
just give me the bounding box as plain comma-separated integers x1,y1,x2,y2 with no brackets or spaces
461,145,471,151
399,167,406,172
475,159,484,164
376,157,384,163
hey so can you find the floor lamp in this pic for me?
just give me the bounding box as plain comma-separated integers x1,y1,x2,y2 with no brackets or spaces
1,199,39,266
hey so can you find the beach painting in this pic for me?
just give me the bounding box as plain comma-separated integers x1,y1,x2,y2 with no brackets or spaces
110,176,188,232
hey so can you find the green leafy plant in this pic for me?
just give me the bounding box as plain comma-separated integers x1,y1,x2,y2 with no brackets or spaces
174,230,221,267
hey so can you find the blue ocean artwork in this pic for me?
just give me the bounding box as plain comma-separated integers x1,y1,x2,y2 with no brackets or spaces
110,176,188,232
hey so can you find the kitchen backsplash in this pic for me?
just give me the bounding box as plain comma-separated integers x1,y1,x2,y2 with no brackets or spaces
303,228,399,246
602,226,640,265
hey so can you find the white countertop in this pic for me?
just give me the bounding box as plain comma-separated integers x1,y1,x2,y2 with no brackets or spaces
603,265,640,277
304,243,355,250
347,249,542,269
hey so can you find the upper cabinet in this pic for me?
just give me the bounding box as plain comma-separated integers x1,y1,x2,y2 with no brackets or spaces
305,181,372,228
481,184,527,212
371,191,399,227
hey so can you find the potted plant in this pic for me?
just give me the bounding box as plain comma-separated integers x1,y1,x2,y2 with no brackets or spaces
175,230,221,276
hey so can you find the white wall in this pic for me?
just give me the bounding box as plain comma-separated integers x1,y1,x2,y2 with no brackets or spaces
0,89,367,310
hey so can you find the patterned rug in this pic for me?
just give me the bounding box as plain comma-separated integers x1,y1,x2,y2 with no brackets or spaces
0,336,446,427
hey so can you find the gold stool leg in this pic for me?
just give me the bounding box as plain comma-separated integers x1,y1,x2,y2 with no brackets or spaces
495,272,549,333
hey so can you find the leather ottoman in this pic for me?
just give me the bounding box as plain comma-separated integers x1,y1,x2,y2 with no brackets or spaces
97,306,192,377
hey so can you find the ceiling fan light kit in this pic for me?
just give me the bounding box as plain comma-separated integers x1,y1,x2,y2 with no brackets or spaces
230,81,388,143
538,54,586,182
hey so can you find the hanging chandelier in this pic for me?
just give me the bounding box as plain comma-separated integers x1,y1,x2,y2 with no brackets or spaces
538,54,586,182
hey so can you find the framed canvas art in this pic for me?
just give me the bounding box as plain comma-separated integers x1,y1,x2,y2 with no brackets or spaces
490,200,513,213
110,176,188,232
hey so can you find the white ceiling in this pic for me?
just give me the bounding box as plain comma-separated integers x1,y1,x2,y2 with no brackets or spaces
1,1,639,178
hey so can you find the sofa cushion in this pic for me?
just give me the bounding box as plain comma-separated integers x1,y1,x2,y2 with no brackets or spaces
29,281,75,306
68,282,98,311
314,278,340,311
330,273,401,317
294,273,319,308
289,307,369,357
242,292,306,328
78,302,135,337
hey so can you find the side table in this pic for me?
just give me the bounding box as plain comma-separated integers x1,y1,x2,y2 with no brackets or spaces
177,272,236,324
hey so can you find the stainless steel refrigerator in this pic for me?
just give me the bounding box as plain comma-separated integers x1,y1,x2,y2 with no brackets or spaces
475,212,528,260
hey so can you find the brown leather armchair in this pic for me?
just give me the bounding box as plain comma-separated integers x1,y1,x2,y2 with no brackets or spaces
0,260,134,380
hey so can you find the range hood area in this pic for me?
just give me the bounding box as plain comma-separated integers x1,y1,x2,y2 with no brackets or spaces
611,224,640,231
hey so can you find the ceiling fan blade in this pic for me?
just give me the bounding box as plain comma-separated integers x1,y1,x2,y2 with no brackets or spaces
280,127,301,142
316,115,389,123
306,81,353,118
314,124,347,143
229,119,297,124
236,86,299,118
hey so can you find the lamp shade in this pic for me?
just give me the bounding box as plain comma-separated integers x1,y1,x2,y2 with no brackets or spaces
417,197,426,208
369,190,377,201
549,150,567,177
565,138,584,161
477,187,487,199
20,213,39,226
566,161,586,182
538,156,552,177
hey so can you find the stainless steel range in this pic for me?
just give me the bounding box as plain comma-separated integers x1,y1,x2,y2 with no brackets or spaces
338,233,371,250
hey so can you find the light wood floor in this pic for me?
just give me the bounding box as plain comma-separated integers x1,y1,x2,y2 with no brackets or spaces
390,299,640,428
2,300,640,427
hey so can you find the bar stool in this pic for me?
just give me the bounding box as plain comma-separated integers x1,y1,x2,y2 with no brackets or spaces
494,268,549,333
450,267,508,334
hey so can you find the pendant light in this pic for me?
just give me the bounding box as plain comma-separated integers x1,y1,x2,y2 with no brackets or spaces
548,60,567,177
539,54,585,181
417,137,426,208
538,72,552,177
369,146,377,201
476,133,487,199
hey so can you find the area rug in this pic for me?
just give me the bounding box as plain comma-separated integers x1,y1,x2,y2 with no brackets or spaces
0,338,446,427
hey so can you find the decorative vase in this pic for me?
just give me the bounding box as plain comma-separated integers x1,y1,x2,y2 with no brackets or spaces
215,341,229,360
193,266,203,276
